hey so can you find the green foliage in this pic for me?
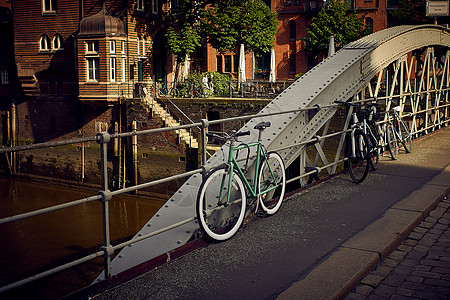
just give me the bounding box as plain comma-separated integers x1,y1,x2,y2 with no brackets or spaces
204,0,278,54
166,0,205,63
294,73,305,80
304,0,367,56
177,72,232,98
388,0,428,25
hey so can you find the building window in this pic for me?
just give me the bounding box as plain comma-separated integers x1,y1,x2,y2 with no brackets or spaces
234,55,239,73
138,37,146,57
224,55,232,73
86,41,99,82
285,0,292,6
53,34,63,51
1,69,8,84
137,0,144,11
110,57,116,82
365,17,373,33
87,58,99,81
152,0,159,14
110,40,116,54
43,0,57,13
255,53,270,79
40,35,50,51
86,41,99,54
216,56,223,72
345,0,355,9
289,21,296,41
294,0,301,5
122,58,126,82
121,41,125,54
289,53,296,74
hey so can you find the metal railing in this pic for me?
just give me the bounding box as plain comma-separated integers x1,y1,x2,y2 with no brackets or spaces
0,94,448,294
134,80,294,100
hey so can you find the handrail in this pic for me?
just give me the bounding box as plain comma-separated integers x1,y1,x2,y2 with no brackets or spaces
0,97,448,294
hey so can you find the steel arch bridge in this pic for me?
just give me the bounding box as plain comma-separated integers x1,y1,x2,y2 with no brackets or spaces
100,25,450,280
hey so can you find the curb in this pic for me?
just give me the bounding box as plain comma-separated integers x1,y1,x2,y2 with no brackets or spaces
277,164,450,300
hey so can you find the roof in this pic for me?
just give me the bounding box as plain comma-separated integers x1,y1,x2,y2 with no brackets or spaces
78,4,126,38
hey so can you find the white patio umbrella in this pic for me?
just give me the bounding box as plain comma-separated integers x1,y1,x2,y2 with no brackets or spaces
328,35,335,57
269,48,276,83
238,44,246,83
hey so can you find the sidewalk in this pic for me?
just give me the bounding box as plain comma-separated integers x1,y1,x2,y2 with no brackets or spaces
346,193,450,300
73,127,449,300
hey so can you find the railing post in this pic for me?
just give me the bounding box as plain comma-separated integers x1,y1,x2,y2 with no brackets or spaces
200,119,209,173
96,132,113,279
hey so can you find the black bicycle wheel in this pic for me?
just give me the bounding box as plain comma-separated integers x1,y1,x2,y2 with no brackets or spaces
196,165,246,241
386,124,399,160
347,131,370,183
368,125,380,170
399,120,412,153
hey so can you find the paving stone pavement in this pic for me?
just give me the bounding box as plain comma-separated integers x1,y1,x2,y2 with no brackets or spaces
346,193,450,300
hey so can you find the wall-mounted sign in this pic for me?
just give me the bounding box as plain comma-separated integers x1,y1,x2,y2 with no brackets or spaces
427,0,450,17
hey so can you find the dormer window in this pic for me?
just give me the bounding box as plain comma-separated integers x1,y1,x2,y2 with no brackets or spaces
53,34,63,51
40,35,50,52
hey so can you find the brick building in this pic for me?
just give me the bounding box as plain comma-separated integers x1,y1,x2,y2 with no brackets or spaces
0,0,387,184
208,0,386,81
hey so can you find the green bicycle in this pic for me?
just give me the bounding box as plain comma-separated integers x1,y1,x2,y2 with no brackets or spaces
196,122,286,241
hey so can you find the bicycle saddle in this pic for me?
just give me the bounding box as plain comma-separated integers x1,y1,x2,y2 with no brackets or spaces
254,122,271,130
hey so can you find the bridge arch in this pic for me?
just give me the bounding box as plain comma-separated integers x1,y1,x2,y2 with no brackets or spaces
103,25,450,280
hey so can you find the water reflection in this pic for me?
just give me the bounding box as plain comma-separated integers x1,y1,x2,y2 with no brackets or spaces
0,176,163,298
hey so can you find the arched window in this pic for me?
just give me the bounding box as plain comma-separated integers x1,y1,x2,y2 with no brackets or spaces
53,34,63,50
289,21,296,41
40,35,50,51
365,17,373,34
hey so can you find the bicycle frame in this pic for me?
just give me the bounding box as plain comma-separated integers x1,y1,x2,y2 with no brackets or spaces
218,139,279,206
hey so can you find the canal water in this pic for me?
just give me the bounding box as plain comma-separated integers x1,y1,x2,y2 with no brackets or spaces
0,176,164,299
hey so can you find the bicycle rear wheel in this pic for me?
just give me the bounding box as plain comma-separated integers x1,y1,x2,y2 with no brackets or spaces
196,165,246,241
257,151,286,215
386,124,399,160
399,120,412,153
347,131,370,183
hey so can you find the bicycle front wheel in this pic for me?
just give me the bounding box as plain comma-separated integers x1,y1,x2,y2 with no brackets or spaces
347,131,370,183
386,124,399,160
399,121,412,153
368,126,380,170
257,151,286,215
196,165,247,241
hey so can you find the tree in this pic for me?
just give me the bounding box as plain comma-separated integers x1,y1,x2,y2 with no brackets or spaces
166,1,207,81
304,0,367,57
166,0,278,81
204,0,278,54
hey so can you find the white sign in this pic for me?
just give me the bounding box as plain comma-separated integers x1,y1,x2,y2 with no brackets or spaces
427,0,450,17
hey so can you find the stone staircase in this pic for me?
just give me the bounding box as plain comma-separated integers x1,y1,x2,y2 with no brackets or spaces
142,94,200,149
